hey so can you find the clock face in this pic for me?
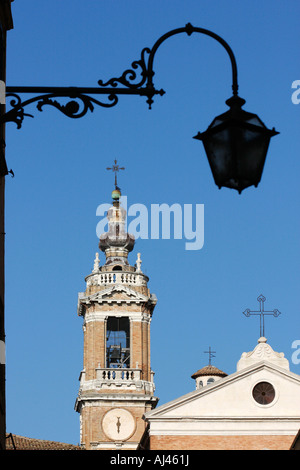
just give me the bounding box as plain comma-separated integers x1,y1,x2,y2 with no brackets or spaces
102,408,136,441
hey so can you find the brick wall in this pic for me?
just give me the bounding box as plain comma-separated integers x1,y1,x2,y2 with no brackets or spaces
84,319,106,380
150,434,296,450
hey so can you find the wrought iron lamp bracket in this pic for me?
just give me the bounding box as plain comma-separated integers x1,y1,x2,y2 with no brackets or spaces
3,23,239,129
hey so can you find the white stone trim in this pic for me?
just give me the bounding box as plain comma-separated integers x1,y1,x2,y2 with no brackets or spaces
78,375,155,394
90,441,139,450
147,416,300,436
76,393,158,405
84,310,152,323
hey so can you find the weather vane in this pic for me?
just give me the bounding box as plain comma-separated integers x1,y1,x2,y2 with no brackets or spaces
243,294,281,338
204,346,216,366
106,159,125,189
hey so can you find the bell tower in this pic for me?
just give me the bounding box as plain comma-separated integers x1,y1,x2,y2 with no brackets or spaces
75,181,158,450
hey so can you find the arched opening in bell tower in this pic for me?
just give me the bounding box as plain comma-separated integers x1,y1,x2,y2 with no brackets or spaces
106,317,130,369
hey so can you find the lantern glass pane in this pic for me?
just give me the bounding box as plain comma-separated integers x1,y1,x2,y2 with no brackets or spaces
234,127,271,185
202,128,233,185
203,125,271,191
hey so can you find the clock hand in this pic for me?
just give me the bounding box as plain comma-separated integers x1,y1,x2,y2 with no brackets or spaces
116,416,121,434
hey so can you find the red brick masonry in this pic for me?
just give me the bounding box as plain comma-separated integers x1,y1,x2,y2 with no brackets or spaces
150,434,296,450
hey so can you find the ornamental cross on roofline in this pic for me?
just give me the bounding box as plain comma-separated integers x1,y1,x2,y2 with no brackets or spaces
204,346,216,366
243,295,281,338
106,159,125,189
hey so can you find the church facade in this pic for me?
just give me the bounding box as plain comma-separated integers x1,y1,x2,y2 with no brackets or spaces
74,184,300,451
143,337,300,450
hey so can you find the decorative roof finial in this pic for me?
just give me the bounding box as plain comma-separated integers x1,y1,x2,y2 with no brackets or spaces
92,252,100,273
204,346,216,366
243,294,281,338
136,253,142,273
106,159,125,190
106,159,125,202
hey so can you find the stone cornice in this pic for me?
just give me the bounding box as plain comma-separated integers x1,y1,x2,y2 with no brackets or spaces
77,285,157,316
75,392,158,409
83,310,153,323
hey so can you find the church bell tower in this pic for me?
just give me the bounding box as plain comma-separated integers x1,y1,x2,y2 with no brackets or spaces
75,174,158,450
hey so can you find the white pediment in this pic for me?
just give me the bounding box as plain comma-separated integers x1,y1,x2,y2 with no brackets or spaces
79,285,150,305
145,361,300,424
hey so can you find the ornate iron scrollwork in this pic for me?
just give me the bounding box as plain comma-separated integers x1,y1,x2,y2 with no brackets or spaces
98,47,150,89
35,93,119,116
4,90,119,129
4,93,34,129
3,23,238,128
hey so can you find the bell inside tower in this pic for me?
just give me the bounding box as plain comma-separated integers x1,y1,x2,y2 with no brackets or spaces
106,317,130,368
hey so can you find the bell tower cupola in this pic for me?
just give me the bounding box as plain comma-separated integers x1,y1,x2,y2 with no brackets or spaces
99,186,135,267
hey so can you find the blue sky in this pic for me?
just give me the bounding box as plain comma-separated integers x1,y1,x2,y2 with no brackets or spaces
4,1,300,445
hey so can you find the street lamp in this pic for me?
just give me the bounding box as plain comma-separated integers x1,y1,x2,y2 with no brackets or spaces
193,95,279,193
2,23,278,192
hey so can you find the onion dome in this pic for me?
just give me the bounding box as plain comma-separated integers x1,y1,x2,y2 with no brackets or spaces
99,187,135,266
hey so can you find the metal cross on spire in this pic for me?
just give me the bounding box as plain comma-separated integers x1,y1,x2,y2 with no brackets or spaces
243,295,281,338
106,159,125,189
204,346,216,366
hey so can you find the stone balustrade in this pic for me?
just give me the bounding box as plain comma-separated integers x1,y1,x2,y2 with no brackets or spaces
96,367,141,382
86,271,148,288
78,368,156,394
